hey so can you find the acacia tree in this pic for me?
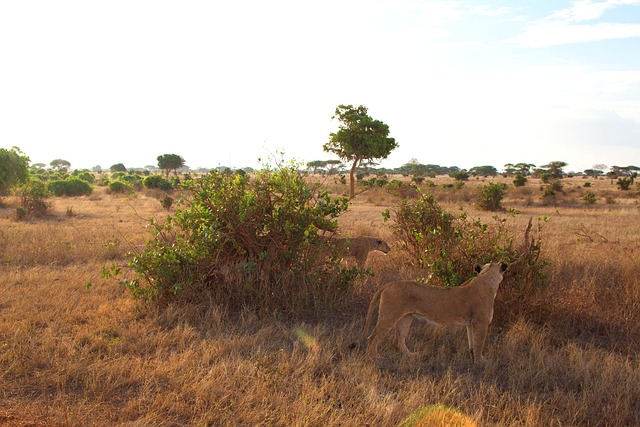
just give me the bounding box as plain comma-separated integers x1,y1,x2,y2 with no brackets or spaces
50,159,71,173
323,105,397,198
157,154,185,179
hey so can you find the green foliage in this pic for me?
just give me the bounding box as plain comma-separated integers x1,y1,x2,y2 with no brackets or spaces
392,193,518,285
50,159,71,173
582,192,597,204
617,177,632,190
324,104,397,198
108,180,133,194
513,174,527,187
17,179,50,218
0,146,30,195
583,182,592,188
449,171,469,181
110,163,127,172
47,177,93,197
157,154,185,178
160,195,174,210
143,175,173,191
77,172,95,184
477,182,508,211
113,165,362,312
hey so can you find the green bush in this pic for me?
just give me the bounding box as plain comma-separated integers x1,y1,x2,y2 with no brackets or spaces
143,175,173,191
477,182,508,211
617,177,632,190
107,180,133,194
47,177,93,197
513,174,527,187
77,172,95,184
108,166,362,313
390,193,548,320
17,180,50,218
582,192,597,204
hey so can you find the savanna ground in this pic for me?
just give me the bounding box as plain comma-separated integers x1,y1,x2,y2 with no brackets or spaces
1,175,639,426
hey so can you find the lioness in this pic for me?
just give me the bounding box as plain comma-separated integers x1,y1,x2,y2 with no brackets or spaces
330,236,391,267
362,262,508,363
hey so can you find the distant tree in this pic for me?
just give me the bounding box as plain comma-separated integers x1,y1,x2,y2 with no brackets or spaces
50,159,71,173
541,161,567,179
469,165,498,177
325,160,343,175
157,154,185,179
323,104,397,198
583,169,604,177
110,163,127,172
306,160,327,174
0,146,30,195
449,170,469,181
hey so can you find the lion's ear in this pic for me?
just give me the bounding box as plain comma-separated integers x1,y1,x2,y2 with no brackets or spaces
500,262,508,272
474,264,482,274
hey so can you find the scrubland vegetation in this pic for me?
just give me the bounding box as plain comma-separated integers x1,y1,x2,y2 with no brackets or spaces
1,172,639,426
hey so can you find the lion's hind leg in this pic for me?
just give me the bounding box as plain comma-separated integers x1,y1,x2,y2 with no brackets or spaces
367,310,401,357
393,315,417,357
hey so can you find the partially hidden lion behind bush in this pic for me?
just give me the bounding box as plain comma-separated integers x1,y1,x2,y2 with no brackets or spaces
329,236,391,268
360,261,508,364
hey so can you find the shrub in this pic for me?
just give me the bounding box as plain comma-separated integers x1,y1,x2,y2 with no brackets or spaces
143,175,173,191
390,193,548,320
77,172,95,184
17,180,50,218
582,192,597,204
513,174,527,187
108,166,363,313
477,182,508,211
583,182,591,188
107,180,132,194
160,195,173,210
47,177,93,197
449,171,469,181
617,177,631,190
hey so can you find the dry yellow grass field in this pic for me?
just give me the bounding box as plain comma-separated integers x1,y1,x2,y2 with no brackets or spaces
1,176,639,426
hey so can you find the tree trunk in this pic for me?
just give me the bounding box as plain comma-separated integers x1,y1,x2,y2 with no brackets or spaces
349,158,360,199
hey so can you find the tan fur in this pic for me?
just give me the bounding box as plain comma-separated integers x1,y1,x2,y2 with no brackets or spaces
331,236,391,267
362,262,507,363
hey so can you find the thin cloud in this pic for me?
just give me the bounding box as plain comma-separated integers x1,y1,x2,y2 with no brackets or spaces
510,0,640,47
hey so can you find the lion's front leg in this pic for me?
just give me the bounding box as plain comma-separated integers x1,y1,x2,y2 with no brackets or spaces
469,322,489,364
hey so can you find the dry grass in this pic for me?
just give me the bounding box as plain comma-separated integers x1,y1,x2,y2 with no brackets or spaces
1,179,639,426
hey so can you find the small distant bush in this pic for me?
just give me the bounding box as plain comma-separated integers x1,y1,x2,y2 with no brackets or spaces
411,175,425,184
160,195,173,210
143,175,173,191
478,182,508,211
449,171,469,181
513,174,527,187
47,177,93,197
17,180,50,218
77,172,95,184
583,182,591,188
617,177,632,190
582,192,597,204
107,180,133,194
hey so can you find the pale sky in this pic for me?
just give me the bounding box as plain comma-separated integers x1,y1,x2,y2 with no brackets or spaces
1,0,639,173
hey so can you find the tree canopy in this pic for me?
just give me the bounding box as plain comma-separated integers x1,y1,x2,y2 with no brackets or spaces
323,104,397,198
50,159,71,173
0,146,30,195
157,154,185,178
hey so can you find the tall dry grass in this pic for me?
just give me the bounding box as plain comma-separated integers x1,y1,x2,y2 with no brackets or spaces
1,179,639,426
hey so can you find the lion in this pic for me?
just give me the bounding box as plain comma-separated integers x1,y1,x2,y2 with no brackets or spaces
361,261,508,363
329,236,391,268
